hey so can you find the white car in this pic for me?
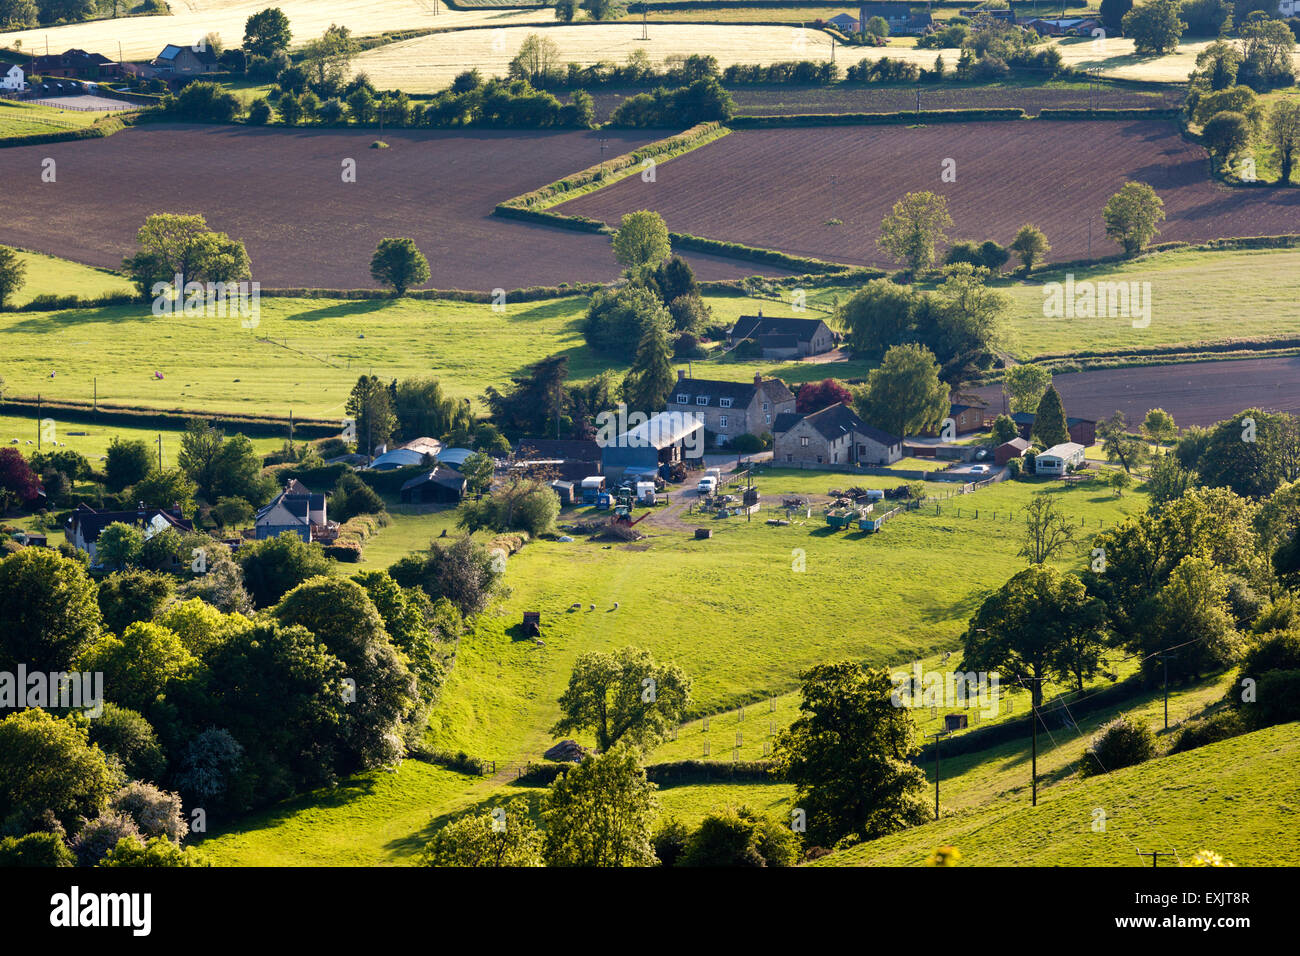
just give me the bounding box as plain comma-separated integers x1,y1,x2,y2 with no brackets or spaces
969,464,989,475
697,476,717,495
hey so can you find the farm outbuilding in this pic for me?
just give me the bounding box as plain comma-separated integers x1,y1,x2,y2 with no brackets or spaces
399,467,466,503
995,437,1031,465
550,480,576,505
581,476,607,503
600,411,705,479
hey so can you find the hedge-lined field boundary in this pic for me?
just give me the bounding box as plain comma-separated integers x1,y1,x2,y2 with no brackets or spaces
498,121,728,212
730,107,1028,127
0,397,338,439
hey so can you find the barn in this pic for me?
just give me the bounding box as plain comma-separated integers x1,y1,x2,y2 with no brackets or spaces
399,467,466,504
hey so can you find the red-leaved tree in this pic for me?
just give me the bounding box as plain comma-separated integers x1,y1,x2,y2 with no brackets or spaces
0,448,42,513
795,379,853,415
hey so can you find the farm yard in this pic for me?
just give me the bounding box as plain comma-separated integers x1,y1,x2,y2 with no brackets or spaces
0,124,788,291
558,120,1300,268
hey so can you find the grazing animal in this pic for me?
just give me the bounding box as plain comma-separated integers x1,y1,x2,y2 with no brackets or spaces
588,604,595,611
154,371,164,379
569,602,581,611
612,602,620,610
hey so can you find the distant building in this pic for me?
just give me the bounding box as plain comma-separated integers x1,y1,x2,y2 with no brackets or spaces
827,13,861,32
995,437,1031,466
664,371,795,446
0,62,24,91
773,403,903,466
152,43,219,75
1023,17,1102,37
921,401,987,437
255,479,328,542
28,49,113,79
65,503,192,563
728,313,836,359
860,3,932,33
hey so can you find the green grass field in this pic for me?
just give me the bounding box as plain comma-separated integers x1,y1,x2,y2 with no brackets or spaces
0,100,108,136
5,250,136,307
817,720,1300,866
196,474,1148,865
0,413,282,467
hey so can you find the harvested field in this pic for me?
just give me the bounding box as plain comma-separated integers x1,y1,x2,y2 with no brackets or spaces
354,23,832,93
0,1,549,62
558,121,1300,267
0,124,789,290
971,356,1300,428
583,82,1169,122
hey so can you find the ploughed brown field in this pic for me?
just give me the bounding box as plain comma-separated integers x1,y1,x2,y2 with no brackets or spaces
558,120,1300,266
0,124,789,291
582,83,1168,121
972,356,1300,428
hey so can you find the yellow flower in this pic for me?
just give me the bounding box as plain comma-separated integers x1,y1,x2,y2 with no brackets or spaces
1184,850,1235,867
926,845,962,867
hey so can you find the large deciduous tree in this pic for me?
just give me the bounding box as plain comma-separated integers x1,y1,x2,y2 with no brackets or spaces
542,748,660,867
877,190,953,273
551,645,692,752
854,343,949,438
369,237,430,296
1103,181,1165,256
772,661,929,848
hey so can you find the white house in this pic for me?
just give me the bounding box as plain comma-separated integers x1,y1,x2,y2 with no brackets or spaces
1035,442,1086,476
0,63,25,92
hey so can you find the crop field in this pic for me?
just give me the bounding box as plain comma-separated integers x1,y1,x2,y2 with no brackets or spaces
559,121,1300,268
354,23,834,92
973,355,1300,428
0,0,550,62
582,80,1167,121
0,124,790,291
197,475,1147,865
818,721,1300,866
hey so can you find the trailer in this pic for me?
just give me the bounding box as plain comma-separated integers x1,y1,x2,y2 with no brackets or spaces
825,506,860,529
859,516,885,533
580,475,606,504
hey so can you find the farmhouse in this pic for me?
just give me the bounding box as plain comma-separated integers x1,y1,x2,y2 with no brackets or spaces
0,62,24,92
826,13,861,32
399,467,466,504
773,403,902,466
152,44,220,75
65,503,193,563
1023,17,1102,37
665,371,795,446
1035,442,1086,476
728,313,836,358
601,411,704,479
1011,412,1097,447
858,3,932,32
255,479,328,542
28,49,113,79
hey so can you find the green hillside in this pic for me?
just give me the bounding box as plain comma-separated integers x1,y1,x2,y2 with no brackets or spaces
815,722,1300,867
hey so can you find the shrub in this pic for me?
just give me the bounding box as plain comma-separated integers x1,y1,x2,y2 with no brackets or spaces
109,782,188,843
1168,708,1246,754
87,704,167,783
1245,669,1300,729
0,832,74,867
1078,715,1156,777
730,433,766,454
71,812,142,866
324,539,364,562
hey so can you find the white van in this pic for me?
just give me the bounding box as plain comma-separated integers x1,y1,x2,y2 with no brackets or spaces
697,476,717,496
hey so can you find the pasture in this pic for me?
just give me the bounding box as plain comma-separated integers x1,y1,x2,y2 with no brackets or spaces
818,721,1300,866
558,121,1300,270
0,124,783,291
0,100,110,136
196,473,1149,864
5,249,135,306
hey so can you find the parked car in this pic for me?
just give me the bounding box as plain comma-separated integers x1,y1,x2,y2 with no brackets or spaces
970,464,989,475
697,476,717,495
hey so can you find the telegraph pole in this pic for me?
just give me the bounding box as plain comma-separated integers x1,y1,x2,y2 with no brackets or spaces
1152,650,1177,731
1137,850,1176,867
927,730,950,820
1019,676,1048,806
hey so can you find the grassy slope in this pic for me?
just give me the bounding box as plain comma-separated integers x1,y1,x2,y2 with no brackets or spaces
197,475,1146,865
6,250,136,306
0,100,107,136
816,721,1300,866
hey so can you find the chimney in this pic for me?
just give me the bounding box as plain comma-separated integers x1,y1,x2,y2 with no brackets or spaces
754,372,762,386
677,369,685,381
